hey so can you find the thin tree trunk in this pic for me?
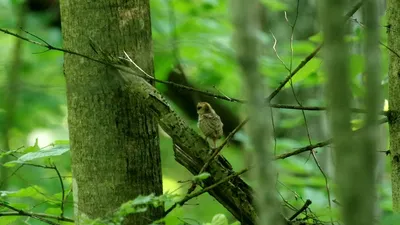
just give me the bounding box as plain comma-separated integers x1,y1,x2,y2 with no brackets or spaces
323,0,380,224
322,0,353,223
59,1,163,224
388,0,400,212
232,0,283,224
1,4,26,190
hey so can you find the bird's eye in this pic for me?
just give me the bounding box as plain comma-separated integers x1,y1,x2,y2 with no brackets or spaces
197,106,202,110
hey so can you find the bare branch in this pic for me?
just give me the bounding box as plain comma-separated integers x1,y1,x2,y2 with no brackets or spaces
164,168,249,216
0,202,73,224
266,1,364,102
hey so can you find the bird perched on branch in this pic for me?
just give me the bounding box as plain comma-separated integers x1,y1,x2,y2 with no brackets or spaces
197,102,224,148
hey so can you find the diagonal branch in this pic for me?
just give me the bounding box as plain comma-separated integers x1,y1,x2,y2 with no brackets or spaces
99,56,281,224
0,28,245,104
266,1,364,102
164,168,249,216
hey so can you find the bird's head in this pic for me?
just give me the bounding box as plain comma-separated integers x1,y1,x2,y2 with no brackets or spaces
197,102,213,115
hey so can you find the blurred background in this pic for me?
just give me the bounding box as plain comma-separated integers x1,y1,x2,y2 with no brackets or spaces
0,0,393,224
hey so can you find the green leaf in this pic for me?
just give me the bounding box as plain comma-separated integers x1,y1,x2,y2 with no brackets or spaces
193,172,211,181
309,32,323,43
230,222,241,225
45,207,62,215
5,145,69,166
351,119,363,131
0,191,14,197
6,186,48,201
0,216,19,224
54,140,69,145
21,138,40,153
290,57,322,85
208,214,228,225
131,194,155,205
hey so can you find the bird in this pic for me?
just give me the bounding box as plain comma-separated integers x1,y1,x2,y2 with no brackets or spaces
196,102,224,148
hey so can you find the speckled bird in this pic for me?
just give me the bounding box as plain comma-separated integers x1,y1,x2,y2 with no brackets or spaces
196,102,224,148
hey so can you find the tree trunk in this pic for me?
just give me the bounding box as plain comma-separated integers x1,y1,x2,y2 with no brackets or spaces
0,4,26,190
388,0,400,212
232,0,283,224
323,0,380,224
59,1,163,224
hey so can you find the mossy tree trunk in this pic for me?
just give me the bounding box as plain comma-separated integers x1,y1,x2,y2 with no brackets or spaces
59,0,163,224
388,0,400,212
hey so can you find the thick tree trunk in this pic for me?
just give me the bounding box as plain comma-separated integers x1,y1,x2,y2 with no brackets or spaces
59,1,163,224
388,0,400,212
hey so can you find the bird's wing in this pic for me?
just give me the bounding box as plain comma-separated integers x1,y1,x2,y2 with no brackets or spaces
201,114,223,137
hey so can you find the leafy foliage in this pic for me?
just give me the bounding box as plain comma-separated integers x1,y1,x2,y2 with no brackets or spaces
0,0,393,224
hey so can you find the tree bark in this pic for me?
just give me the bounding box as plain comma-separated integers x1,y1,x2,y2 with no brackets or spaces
59,0,163,224
388,0,400,212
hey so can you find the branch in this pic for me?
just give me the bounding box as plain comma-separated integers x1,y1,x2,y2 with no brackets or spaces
96,56,261,225
164,168,248,216
0,28,245,104
53,165,66,218
20,162,66,218
289,199,312,220
270,104,388,115
199,118,249,174
0,202,74,224
275,117,388,160
266,1,364,102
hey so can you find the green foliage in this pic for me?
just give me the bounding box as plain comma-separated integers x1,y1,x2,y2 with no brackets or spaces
204,214,228,225
78,193,178,225
0,0,393,224
3,140,69,167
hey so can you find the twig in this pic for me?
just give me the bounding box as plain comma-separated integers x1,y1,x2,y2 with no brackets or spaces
270,30,290,72
275,140,331,160
275,117,388,160
289,199,312,220
270,104,388,115
199,118,249,174
0,202,73,224
53,165,65,218
310,150,332,219
185,118,249,195
266,1,364,102
164,168,248,216
0,28,246,104
267,43,322,102
213,85,232,101
20,162,66,211
352,18,400,59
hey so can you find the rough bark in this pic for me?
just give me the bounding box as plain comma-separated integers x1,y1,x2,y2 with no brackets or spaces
59,0,163,224
388,0,400,212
